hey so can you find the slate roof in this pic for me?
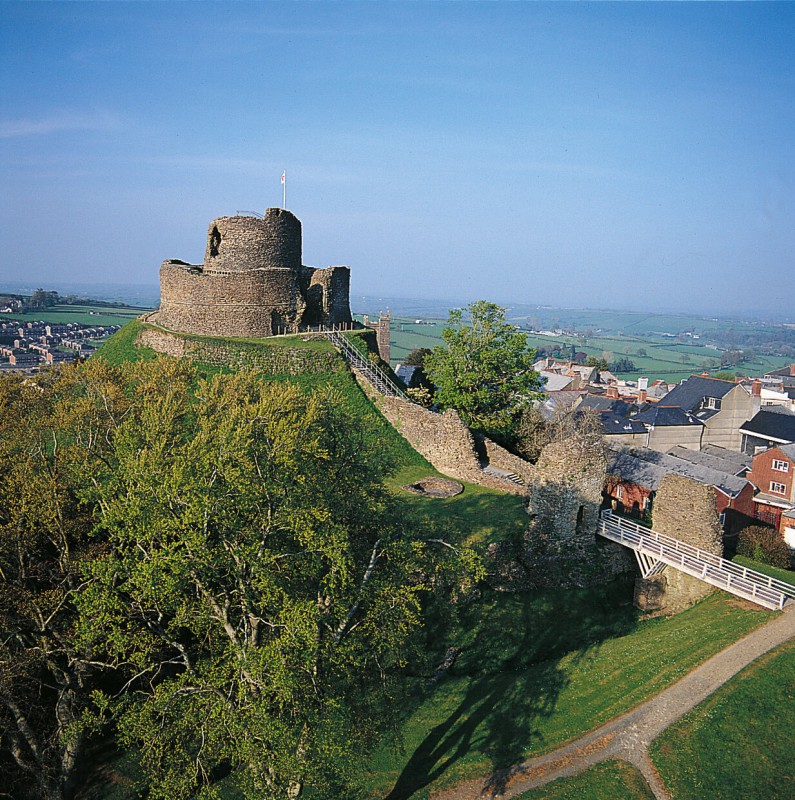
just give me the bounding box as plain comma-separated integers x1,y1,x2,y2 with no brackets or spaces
395,364,418,385
765,364,795,379
578,395,633,414
539,371,576,392
607,446,750,498
600,414,647,436
698,444,753,474
667,445,751,476
777,442,795,460
659,375,738,415
753,492,794,509
739,407,795,444
633,405,703,427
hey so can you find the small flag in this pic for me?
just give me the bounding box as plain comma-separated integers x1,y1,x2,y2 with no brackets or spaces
281,171,286,184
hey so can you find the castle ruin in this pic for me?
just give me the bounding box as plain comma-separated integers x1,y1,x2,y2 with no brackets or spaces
153,208,352,338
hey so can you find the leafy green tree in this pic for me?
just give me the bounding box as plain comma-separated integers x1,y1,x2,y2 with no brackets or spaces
403,347,432,367
424,301,541,442
79,370,477,799
586,356,609,371
609,357,637,373
714,371,737,382
0,358,197,800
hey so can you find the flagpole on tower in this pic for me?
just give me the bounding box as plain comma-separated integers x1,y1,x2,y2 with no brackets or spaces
281,170,286,209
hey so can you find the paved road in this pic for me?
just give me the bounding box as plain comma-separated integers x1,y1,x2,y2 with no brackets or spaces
432,604,795,800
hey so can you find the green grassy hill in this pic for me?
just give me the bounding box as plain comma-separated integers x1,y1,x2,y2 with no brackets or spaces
88,321,784,800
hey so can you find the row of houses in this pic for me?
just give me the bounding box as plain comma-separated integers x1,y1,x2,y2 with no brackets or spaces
0,320,120,370
541,365,795,547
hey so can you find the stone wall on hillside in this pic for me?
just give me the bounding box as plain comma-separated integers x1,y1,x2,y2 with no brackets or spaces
478,436,539,485
377,396,481,480
634,475,724,614
137,327,341,375
486,434,634,590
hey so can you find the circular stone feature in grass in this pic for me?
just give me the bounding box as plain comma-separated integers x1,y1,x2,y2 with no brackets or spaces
402,477,463,498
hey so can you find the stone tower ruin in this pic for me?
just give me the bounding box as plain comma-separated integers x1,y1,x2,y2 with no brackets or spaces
154,208,352,338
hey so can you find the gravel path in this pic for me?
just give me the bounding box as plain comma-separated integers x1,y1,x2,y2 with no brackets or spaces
430,603,795,800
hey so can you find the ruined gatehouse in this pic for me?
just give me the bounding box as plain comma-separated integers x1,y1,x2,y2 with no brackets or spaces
153,208,352,338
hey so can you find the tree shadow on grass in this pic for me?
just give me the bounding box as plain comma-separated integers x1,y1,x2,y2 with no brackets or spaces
383,580,639,800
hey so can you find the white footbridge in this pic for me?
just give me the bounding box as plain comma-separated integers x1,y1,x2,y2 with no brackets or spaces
598,510,795,611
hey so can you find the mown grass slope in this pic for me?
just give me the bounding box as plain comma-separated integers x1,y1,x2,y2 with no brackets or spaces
650,640,795,800
515,759,655,800
369,593,774,799
92,321,783,800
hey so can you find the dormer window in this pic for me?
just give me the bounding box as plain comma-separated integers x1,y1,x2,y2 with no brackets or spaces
703,396,719,410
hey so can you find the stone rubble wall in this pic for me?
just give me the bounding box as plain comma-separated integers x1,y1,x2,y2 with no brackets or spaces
156,262,305,338
203,209,302,274
485,435,633,591
376,395,525,494
480,437,539,485
634,474,724,614
137,327,341,375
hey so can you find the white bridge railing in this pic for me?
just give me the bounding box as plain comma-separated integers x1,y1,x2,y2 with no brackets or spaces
598,510,795,611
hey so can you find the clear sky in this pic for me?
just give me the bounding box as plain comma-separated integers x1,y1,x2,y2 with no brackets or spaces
1,2,793,318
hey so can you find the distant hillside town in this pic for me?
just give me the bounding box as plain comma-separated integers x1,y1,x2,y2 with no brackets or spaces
0,319,120,371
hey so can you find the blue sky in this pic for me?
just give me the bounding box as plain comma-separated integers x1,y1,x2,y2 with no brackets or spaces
1,2,793,318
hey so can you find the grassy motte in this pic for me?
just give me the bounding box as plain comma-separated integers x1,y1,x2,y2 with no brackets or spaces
650,640,795,800
514,759,655,800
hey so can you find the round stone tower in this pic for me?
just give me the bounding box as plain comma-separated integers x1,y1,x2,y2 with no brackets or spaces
153,207,351,339
204,208,302,274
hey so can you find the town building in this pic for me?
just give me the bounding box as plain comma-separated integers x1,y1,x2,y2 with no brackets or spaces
746,444,795,544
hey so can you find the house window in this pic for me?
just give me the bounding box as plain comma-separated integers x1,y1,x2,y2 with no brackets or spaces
616,485,624,501
772,459,790,473
770,481,787,495
704,397,719,410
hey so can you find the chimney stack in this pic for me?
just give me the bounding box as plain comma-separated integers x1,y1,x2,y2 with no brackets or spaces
752,379,762,397
638,389,648,403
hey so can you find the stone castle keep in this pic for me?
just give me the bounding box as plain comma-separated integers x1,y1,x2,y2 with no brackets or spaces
153,208,352,338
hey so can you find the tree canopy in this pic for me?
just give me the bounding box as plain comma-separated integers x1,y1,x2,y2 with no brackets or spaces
424,301,542,442
1,357,478,800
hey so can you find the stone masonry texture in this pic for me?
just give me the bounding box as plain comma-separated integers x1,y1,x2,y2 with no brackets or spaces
634,474,724,614
154,208,352,338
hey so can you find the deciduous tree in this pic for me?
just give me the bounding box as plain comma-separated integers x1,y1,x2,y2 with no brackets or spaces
79,370,477,799
425,301,541,442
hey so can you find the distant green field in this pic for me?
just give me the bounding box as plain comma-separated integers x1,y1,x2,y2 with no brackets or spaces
1,304,151,327
387,316,793,382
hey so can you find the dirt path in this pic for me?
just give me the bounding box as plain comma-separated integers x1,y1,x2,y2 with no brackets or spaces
431,604,795,800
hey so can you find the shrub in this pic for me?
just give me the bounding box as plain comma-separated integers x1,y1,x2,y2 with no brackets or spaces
736,525,791,568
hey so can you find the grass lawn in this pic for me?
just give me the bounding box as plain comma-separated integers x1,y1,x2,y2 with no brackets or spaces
369,592,775,799
514,759,655,800
731,555,795,588
93,318,158,364
650,640,795,800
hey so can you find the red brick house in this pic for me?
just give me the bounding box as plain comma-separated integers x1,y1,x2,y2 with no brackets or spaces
604,446,755,533
747,444,795,544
